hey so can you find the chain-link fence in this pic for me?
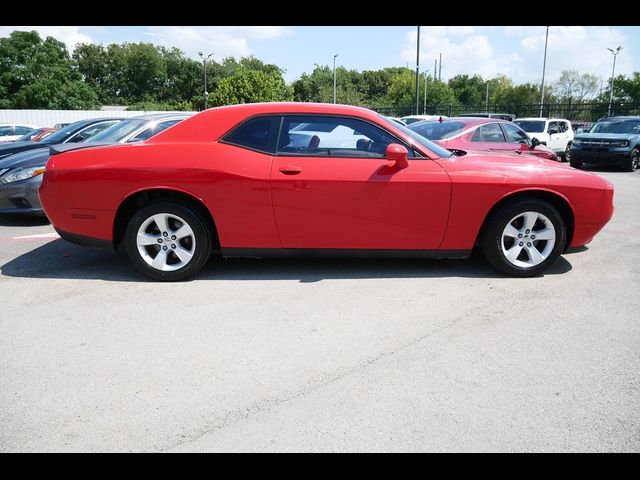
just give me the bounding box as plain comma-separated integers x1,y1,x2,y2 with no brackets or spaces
371,102,640,122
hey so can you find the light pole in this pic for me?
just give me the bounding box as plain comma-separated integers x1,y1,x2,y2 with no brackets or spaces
423,69,429,114
415,26,421,115
539,26,549,117
198,51,214,110
486,80,489,112
333,54,339,104
607,46,623,117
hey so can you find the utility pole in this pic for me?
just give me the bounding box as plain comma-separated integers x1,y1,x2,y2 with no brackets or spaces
434,59,438,82
333,53,339,104
607,46,623,116
424,69,429,114
198,51,214,110
415,26,421,115
439,53,442,81
539,26,549,117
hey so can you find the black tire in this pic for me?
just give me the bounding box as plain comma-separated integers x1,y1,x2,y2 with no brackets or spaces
124,201,212,281
623,147,639,172
481,198,567,277
564,142,572,163
570,158,583,169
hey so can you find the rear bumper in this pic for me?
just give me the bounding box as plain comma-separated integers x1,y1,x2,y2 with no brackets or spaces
54,228,115,252
39,171,115,246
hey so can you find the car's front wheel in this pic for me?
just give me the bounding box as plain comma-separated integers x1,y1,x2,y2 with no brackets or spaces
564,142,572,162
124,201,212,281
481,198,566,277
624,147,639,172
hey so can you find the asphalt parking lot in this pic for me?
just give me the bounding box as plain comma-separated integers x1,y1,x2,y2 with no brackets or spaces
0,167,638,452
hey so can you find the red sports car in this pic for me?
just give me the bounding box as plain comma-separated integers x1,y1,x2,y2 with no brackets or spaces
39,103,614,281
407,117,559,161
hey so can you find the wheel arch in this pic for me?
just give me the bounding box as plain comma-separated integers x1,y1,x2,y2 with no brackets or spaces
113,187,219,251
476,188,575,252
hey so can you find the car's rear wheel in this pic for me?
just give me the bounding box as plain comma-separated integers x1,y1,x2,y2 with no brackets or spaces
624,148,639,172
124,201,212,281
481,198,566,277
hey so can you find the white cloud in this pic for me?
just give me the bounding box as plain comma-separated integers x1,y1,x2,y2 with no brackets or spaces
401,26,635,86
145,26,292,61
0,26,92,50
402,27,520,82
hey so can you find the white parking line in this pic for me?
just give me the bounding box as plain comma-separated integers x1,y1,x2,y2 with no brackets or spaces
13,233,60,240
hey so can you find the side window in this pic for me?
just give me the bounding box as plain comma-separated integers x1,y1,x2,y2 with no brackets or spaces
0,126,13,136
277,115,405,158
560,122,569,132
547,121,559,133
128,120,181,143
471,123,506,143
223,116,278,153
15,126,34,135
501,123,530,144
67,121,119,143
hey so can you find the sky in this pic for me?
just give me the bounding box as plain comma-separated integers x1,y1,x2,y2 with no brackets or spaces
1,26,638,86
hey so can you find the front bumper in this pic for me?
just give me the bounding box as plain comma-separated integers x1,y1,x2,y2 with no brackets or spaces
570,148,633,167
0,175,45,214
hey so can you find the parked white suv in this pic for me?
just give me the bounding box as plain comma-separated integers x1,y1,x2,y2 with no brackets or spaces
514,118,574,161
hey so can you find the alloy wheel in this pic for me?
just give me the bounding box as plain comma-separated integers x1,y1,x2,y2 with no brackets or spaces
136,213,196,271
501,211,556,268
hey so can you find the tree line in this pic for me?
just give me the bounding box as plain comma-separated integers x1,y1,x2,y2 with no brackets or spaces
1,30,639,116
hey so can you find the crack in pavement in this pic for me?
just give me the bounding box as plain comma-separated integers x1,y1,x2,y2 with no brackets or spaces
159,302,486,452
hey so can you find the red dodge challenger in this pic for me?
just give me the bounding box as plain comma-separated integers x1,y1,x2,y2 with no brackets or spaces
39,102,614,281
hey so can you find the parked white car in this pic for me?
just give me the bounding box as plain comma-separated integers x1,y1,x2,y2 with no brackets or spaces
514,118,574,161
400,115,448,125
0,124,39,142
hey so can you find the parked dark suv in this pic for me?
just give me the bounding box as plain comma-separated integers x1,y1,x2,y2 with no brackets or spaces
569,116,640,171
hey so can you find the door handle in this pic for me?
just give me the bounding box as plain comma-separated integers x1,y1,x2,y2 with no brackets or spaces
279,165,303,175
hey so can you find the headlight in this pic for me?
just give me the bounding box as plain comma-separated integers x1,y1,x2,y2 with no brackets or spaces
0,166,46,184
617,140,629,147
572,139,582,146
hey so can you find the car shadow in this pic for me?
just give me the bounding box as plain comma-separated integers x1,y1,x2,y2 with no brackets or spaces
0,239,573,283
0,213,50,227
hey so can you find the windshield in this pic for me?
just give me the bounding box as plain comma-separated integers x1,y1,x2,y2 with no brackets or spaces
515,120,545,133
401,117,423,125
14,129,43,142
88,119,147,143
379,115,453,158
40,121,87,144
407,121,466,140
590,120,640,134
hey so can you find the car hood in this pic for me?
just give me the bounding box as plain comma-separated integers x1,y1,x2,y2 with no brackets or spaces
575,132,637,141
441,150,606,185
0,147,51,170
0,141,48,161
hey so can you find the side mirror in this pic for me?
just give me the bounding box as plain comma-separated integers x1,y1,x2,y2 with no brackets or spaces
530,137,541,150
386,143,409,169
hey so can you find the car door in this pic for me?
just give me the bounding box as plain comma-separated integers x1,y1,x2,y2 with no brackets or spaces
466,122,509,152
270,114,451,250
546,121,562,152
499,122,532,154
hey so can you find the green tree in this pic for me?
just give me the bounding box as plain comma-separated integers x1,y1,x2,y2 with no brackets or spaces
448,74,486,105
0,30,98,109
209,68,292,106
